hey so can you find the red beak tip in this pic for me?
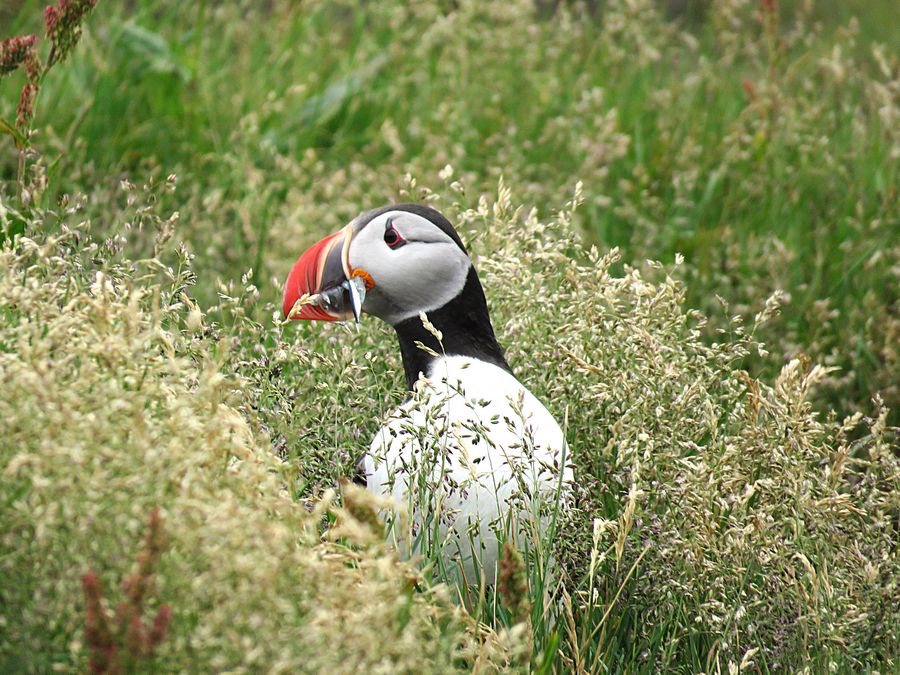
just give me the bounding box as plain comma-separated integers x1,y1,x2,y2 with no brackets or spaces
282,230,346,323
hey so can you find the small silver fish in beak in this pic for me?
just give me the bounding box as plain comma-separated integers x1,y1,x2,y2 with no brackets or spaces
283,223,374,324
312,276,366,325
347,275,366,324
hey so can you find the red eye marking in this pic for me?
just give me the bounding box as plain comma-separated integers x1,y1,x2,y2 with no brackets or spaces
383,219,406,249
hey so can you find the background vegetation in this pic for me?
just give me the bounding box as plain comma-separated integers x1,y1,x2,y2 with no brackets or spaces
1,0,897,672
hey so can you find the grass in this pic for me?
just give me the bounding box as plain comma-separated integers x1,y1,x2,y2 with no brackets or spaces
1,0,898,672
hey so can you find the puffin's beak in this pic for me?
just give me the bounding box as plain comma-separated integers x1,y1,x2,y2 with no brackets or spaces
282,225,366,323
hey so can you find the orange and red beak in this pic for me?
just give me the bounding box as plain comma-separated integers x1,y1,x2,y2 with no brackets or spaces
282,225,365,323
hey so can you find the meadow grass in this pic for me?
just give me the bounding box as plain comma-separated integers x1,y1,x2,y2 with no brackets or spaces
1,0,897,672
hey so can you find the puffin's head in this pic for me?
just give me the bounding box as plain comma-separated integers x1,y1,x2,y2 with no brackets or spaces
282,204,471,327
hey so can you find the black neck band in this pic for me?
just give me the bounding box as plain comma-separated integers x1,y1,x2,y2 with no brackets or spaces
392,267,512,390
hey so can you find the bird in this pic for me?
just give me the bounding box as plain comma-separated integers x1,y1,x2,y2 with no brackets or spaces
282,203,572,584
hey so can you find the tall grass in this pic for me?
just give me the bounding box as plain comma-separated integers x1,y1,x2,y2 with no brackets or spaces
2,0,898,672
0,197,520,672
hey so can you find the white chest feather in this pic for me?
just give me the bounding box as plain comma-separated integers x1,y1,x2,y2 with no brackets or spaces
362,356,572,584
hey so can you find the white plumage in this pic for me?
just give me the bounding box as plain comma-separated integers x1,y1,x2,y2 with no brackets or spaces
363,355,571,584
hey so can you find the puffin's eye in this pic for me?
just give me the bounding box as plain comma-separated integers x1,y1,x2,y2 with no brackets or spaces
383,223,405,249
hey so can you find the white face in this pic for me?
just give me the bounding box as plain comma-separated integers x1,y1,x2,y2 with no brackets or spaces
347,210,471,325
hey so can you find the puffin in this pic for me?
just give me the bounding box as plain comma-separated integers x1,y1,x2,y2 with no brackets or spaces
282,204,572,584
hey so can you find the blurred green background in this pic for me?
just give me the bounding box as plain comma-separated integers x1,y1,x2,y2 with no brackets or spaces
2,0,897,420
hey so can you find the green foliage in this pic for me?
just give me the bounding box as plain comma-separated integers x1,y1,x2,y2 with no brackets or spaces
4,0,894,420
0,204,515,672
470,184,898,670
1,0,898,672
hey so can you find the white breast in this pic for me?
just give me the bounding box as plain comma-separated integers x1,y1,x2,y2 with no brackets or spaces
362,356,573,584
